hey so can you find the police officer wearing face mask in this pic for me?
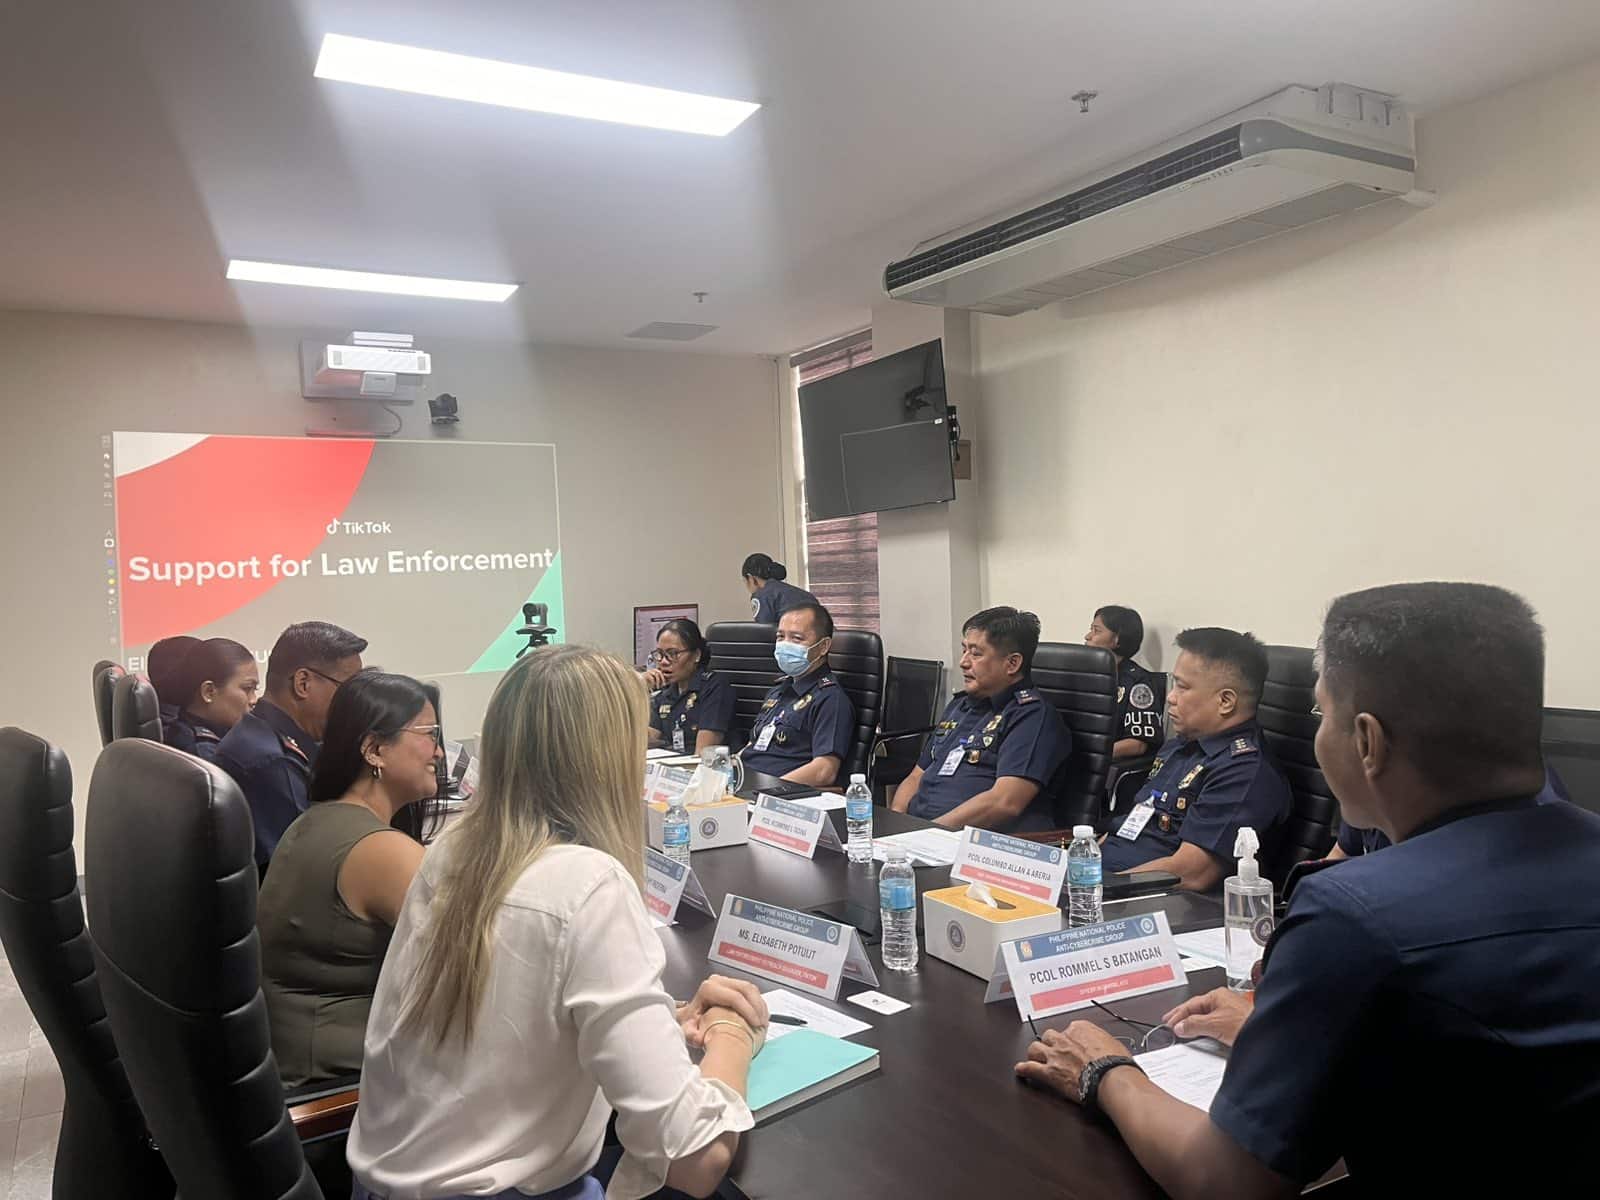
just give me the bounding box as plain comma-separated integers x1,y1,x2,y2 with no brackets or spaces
739,602,854,787
891,607,1070,834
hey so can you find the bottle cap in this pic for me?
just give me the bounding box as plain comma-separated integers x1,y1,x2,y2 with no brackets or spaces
1233,826,1260,883
1072,824,1095,839
850,773,866,784
886,843,909,859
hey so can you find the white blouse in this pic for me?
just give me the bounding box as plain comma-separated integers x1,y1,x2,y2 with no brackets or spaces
347,835,753,1200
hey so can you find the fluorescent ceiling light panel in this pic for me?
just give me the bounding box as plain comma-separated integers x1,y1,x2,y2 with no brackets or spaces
314,33,759,136
225,260,518,302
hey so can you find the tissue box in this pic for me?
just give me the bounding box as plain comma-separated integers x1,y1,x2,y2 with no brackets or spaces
922,884,1062,980
647,796,749,851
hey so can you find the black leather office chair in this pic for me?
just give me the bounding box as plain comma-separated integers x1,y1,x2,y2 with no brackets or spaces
110,673,163,742
86,738,324,1199
871,656,945,795
704,622,779,750
827,630,885,784
93,660,124,748
1029,643,1119,829
1542,707,1600,815
1258,645,1339,883
0,729,173,1199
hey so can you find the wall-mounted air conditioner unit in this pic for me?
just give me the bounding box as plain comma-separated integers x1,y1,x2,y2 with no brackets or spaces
885,83,1420,315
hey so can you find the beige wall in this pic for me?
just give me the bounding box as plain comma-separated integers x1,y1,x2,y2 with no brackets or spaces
0,310,782,834
971,56,1600,703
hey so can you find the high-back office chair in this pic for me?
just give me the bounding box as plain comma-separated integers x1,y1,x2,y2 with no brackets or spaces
704,621,779,750
1542,707,1600,815
93,660,124,747
110,673,163,742
1029,643,1119,829
871,656,945,795
0,728,173,1199
826,630,885,783
1258,645,1339,882
86,738,325,1199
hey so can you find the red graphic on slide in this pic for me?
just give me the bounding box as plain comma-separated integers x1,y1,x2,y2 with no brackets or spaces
117,437,374,644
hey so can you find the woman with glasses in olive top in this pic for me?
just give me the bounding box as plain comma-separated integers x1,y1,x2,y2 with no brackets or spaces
641,619,734,756
258,669,444,1088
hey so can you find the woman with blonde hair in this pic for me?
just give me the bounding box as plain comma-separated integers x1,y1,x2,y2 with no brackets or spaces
348,645,768,1200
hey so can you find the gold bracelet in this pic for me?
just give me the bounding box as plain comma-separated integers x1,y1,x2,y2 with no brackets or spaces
701,1019,754,1052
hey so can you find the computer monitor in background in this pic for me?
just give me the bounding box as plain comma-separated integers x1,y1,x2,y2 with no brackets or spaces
800,338,955,521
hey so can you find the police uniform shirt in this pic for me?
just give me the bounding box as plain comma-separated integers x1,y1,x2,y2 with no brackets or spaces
649,668,735,754
1099,719,1291,875
1334,770,1568,858
740,668,854,779
750,579,818,624
214,698,319,869
1335,819,1391,857
1211,795,1600,1189
161,704,228,763
910,681,1071,834
1114,660,1164,750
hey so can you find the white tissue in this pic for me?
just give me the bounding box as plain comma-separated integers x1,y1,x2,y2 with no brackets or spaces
965,882,998,908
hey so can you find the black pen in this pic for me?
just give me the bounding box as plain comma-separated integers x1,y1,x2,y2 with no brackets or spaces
770,1014,808,1026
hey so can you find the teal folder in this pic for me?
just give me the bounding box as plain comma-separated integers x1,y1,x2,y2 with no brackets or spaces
746,1028,880,1123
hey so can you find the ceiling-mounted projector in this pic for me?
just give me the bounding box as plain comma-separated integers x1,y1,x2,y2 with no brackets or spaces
301,331,431,403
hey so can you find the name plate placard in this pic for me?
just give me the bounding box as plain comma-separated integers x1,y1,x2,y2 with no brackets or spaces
999,912,1184,1021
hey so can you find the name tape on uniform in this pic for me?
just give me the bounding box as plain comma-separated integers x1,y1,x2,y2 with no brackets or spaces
709,894,878,999
643,847,712,929
1000,911,1184,1022
748,794,844,859
951,827,1068,905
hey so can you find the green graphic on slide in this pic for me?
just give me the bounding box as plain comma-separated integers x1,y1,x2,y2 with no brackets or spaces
467,552,566,673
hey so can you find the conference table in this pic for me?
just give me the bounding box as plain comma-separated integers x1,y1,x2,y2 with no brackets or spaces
655,785,1230,1200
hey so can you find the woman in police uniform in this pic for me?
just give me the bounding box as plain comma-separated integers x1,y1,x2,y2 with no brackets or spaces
161,636,260,761
642,619,734,756
740,553,816,624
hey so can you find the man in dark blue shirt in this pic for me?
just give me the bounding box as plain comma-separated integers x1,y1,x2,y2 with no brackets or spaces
1085,605,1164,758
1015,582,1600,1195
214,620,366,870
1100,628,1291,891
738,602,854,787
891,607,1070,833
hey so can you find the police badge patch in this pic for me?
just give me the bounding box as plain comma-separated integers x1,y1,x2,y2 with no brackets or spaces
1129,683,1155,710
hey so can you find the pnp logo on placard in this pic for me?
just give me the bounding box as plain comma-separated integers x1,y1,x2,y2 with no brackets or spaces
1020,941,1034,960
947,921,965,952
826,925,840,943
700,817,720,838
1139,917,1157,936
1048,847,1061,863
733,899,744,917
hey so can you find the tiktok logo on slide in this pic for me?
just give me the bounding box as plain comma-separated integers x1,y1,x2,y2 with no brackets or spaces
327,519,394,535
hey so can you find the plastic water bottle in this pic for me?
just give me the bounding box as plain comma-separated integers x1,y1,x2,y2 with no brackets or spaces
1225,827,1273,992
702,746,734,798
662,795,692,867
878,845,918,971
845,773,873,863
1066,824,1103,928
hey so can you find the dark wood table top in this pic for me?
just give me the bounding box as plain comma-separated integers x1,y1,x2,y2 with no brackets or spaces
657,801,1226,1200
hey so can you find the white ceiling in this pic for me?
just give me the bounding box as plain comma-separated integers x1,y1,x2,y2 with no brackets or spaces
5,0,1600,355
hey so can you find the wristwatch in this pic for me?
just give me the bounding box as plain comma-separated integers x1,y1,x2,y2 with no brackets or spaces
1078,1055,1143,1113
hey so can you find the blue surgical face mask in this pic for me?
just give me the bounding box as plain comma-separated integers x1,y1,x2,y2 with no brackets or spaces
774,639,818,678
